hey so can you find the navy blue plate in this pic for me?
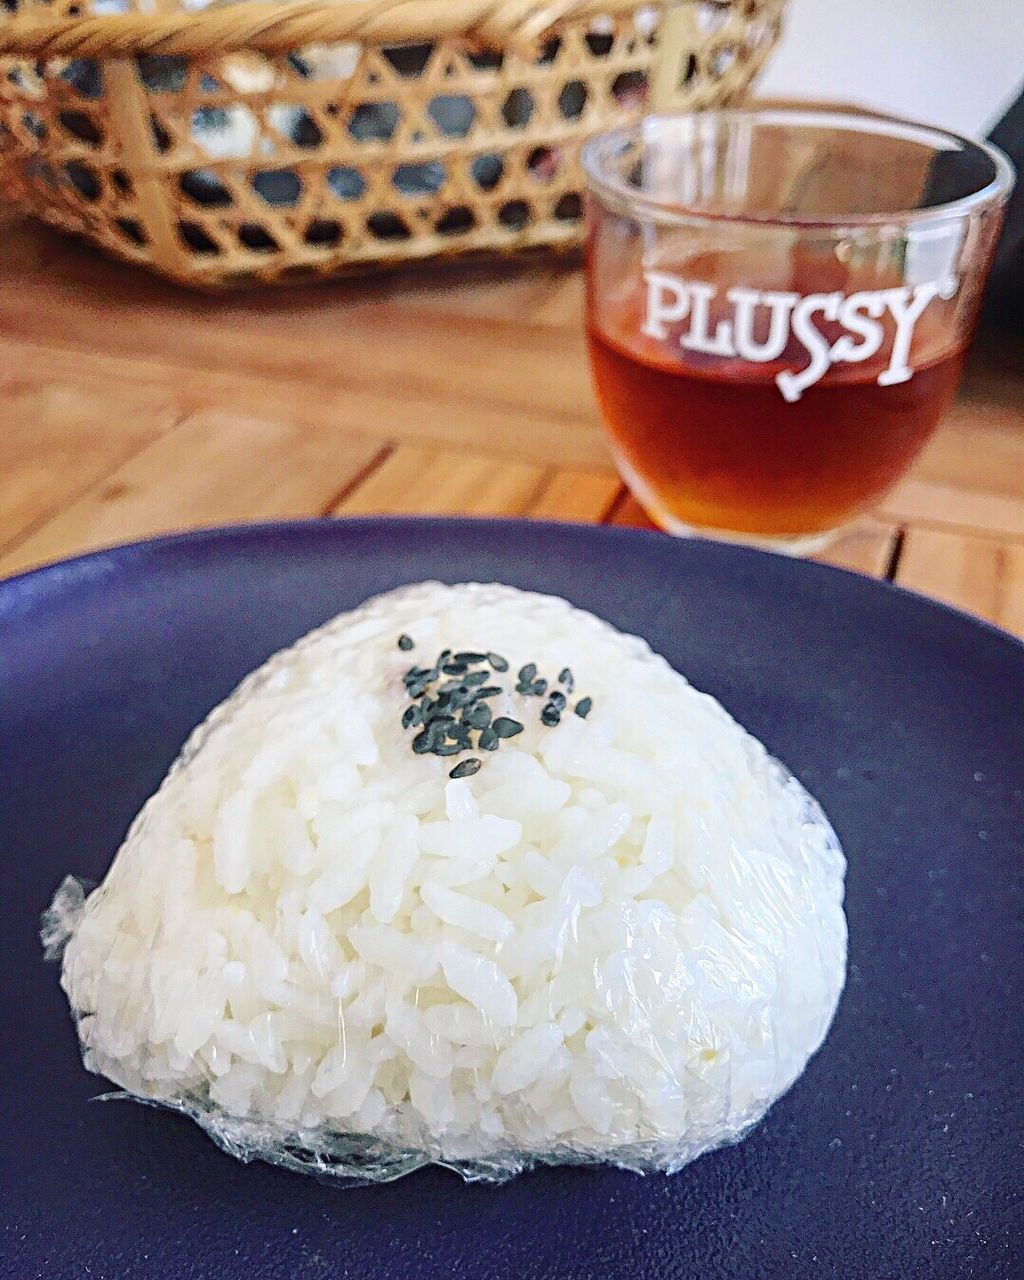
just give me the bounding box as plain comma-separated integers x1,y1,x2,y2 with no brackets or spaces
2,518,1021,1280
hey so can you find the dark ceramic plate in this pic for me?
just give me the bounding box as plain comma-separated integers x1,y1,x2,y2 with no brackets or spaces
2,518,1021,1280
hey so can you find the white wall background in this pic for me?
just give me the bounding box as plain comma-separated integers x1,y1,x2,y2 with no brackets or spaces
758,0,1024,136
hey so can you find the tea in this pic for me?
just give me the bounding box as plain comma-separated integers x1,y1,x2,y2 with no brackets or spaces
581,108,1010,547
587,317,965,540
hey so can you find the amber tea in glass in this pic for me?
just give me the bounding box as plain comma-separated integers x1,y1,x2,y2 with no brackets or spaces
583,110,1013,552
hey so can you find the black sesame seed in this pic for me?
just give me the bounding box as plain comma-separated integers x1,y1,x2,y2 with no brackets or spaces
465,702,492,729
449,757,482,779
487,652,509,672
548,690,566,711
404,667,431,698
412,729,432,753
476,685,502,699
558,667,574,690
398,634,414,651
575,696,593,719
541,704,561,727
402,705,421,729
454,651,487,664
531,678,548,696
462,670,488,687
493,716,524,739
439,684,471,707
479,726,499,751
518,663,537,683
442,661,468,676
423,720,452,750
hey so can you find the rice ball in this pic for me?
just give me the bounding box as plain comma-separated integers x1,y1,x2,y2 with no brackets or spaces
46,582,847,1183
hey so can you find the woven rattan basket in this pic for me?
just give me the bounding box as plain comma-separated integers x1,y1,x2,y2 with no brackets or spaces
0,0,783,286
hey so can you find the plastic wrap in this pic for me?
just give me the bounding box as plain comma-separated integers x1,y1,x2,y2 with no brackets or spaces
44,582,847,1186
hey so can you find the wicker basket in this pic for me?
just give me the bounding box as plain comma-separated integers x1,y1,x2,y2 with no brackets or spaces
0,0,783,287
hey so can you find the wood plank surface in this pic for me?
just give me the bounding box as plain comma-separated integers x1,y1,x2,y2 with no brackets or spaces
0,409,386,578
0,376,179,556
0,337,609,471
0,217,1021,641
880,476,1024,540
818,522,901,579
334,446,547,518
607,493,899,578
898,527,1024,637
0,266,598,442
527,469,623,523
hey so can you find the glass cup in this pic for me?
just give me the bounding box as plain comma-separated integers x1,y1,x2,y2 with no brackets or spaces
582,108,1014,553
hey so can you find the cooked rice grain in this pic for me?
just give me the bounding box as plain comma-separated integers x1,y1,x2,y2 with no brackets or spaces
46,582,847,1182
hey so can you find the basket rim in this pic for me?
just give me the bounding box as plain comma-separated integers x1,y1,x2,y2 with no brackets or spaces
0,0,742,58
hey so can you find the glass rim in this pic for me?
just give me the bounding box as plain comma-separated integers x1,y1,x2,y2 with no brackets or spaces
581,106,1016,230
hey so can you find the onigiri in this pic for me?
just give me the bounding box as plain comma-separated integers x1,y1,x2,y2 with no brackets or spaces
45,582,847,1183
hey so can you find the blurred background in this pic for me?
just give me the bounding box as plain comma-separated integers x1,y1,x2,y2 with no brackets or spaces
0,0,1021,631
762,0,1024,134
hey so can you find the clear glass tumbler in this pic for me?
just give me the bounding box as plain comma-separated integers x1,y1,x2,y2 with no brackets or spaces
582,108,1014,553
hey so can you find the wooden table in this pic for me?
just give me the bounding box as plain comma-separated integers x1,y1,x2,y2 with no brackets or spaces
2,216,1023,638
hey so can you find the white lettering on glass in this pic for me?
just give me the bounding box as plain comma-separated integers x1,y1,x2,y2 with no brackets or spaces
679,281,735,357
641,271,690,340
641,271,957,400
776,292,843,402
831,292,886,364
728,287,799,363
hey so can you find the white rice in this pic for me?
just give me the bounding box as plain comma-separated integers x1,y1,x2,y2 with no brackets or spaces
46,582,847,1182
